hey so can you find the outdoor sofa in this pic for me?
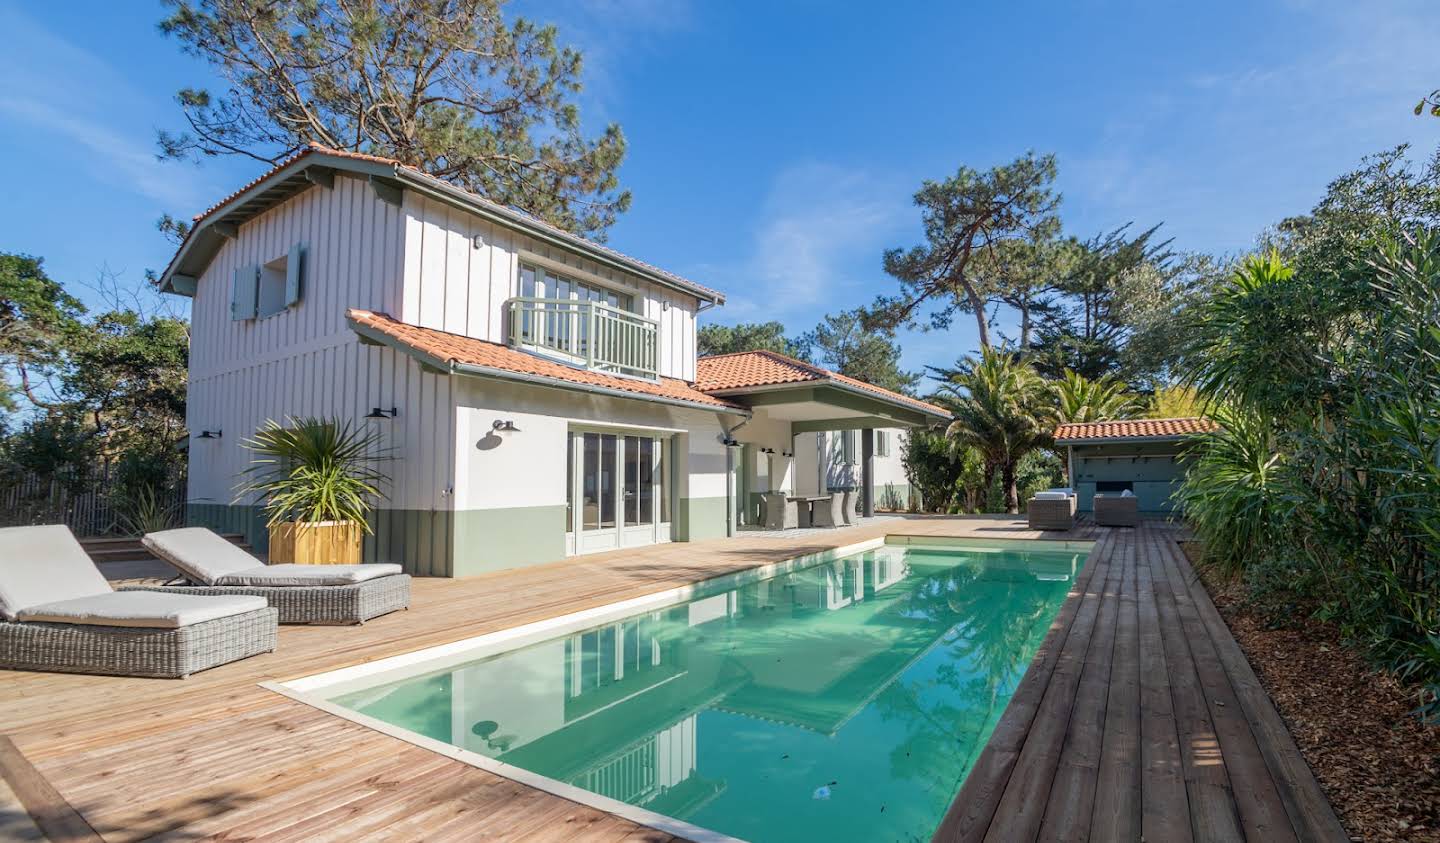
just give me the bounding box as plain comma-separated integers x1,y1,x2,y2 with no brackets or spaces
0,525,277,679
1027,490,1077,531
134,527,411,625
1093,493,1140,527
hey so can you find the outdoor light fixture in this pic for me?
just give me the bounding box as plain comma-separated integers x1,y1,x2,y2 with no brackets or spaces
721,437,740,447
471,233,486,249
781,450,793,457
366,406,399,419
492,419,521,433
196,429,222,440
761,447,775,454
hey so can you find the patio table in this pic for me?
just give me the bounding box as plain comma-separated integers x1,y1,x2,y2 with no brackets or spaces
786,495,832,528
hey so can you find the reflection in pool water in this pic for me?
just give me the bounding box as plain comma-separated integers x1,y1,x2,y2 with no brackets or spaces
331,543,1083,842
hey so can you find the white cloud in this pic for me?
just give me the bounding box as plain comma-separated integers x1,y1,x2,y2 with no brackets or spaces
697,162,910,323
0,3,215,210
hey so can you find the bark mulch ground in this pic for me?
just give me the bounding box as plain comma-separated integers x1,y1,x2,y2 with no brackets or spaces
1187,546,1440,842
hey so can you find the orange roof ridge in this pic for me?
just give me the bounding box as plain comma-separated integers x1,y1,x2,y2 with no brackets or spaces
1054,417,1217,441
694,350,948,418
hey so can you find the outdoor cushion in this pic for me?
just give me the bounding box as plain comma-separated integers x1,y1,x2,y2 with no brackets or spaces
0,525,112,621
1033,491,1069,500
213,563,404,587
143,527,266,585
15,590,267,629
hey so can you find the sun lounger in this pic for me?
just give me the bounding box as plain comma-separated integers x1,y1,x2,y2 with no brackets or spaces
0,525,277,678
133,528,410,625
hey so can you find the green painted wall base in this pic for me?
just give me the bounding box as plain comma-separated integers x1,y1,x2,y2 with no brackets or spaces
190,496,730,578
676,496,728,541
451,505,567,577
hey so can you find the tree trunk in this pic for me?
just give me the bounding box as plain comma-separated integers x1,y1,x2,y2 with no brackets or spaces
1002,461,1020,514
1019,298,1032,349
963,280,991,349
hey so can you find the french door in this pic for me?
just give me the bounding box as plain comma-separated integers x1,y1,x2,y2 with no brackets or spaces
567,430,671,555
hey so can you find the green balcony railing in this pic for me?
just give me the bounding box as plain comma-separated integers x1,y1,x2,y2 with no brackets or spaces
506,297,660,381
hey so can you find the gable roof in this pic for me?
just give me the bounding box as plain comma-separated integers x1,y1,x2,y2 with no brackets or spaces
695,350,950,420
1054,417,1217,443
160,144,723,305
347,309,745,414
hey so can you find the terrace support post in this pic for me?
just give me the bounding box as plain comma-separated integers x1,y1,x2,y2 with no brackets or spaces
861,428,875,518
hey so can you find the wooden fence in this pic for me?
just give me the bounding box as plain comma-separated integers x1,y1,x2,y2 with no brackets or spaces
0,471,186,537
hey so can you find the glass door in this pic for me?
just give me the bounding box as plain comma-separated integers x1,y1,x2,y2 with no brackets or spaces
569,430,671,555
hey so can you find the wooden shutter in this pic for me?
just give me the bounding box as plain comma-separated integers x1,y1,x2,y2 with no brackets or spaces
285,242,305,307
231,265,258,320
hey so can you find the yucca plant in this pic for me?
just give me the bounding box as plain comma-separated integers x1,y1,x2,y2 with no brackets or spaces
116,485,182,536
236,417,388,531
1176,405,1283,579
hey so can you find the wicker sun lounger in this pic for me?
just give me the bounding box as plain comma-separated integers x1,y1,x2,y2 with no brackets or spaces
0,525,277,679
134,528,411,625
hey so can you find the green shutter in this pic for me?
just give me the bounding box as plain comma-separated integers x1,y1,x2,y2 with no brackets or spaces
285,242,305,307
231,265,258,320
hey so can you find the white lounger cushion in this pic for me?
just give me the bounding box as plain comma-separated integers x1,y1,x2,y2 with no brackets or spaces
16,590,267,629
1033,491,1070,500
0,525,113,621
143,527,268,585
214,563,404,587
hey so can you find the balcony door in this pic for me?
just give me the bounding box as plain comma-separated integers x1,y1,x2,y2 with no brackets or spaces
567,430,671,555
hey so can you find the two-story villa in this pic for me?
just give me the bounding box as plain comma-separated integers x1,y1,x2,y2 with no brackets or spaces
159,146,946,576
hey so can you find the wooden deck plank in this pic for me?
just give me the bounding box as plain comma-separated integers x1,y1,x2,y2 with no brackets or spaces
931,530,1114,842
0,735,102,843
0,515,1342,842
1086,529,1142,842
1150,524,1298,842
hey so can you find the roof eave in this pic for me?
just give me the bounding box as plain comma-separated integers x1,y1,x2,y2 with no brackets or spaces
347,315,748,417
705,378,950,423
1060,435,1200,446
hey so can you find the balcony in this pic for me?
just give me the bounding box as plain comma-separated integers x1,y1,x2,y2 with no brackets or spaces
506,297,660,381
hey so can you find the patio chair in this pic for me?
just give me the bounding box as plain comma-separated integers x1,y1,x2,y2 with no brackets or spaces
0,525,277,679
1093,493,1140,527
761,493,798,530
811,494,845,528
1027,492,1075,531
132,528,411,625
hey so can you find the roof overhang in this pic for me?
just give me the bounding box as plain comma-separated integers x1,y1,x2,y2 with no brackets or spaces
708,381,949,431
1061,435,1199,447
159,151,724,306
348,315,748,418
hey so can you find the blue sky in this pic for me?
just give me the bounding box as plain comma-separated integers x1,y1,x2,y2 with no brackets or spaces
2,0,1438,375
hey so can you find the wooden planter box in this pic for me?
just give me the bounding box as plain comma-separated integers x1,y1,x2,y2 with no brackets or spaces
268,520,362,565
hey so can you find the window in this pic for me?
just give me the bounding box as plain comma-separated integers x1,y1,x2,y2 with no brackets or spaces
841,430,858,464
519,263,633,311
231,242,304,321
876,431,890,458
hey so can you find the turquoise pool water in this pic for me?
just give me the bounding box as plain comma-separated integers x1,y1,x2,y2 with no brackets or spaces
329,541,1084,842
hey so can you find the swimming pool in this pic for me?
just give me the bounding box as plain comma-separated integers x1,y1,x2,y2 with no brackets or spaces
272,537,1089,842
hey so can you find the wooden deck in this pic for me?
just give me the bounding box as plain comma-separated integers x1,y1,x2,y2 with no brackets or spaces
0,516,1344,842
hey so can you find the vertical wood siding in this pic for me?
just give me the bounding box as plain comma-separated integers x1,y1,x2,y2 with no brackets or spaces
398,193,702,381
189,176,453,515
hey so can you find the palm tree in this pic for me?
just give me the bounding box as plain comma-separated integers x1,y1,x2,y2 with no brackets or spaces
935,350,1054,514
1053,369,1140,424
1051,369,1140,477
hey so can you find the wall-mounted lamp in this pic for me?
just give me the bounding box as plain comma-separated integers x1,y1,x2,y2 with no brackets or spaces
366,406,399,419
196,429,222,440
760,447,776,454
471,233,486,250
781,450,793,458
492,419,521,434
721,437,740,447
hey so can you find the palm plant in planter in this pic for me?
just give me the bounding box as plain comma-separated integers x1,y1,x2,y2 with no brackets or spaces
237,417,388,565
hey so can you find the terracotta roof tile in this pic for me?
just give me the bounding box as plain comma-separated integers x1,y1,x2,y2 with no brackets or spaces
347,309,743,411
695,350,950,418
1054,417,1217,442
178,144,722,302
